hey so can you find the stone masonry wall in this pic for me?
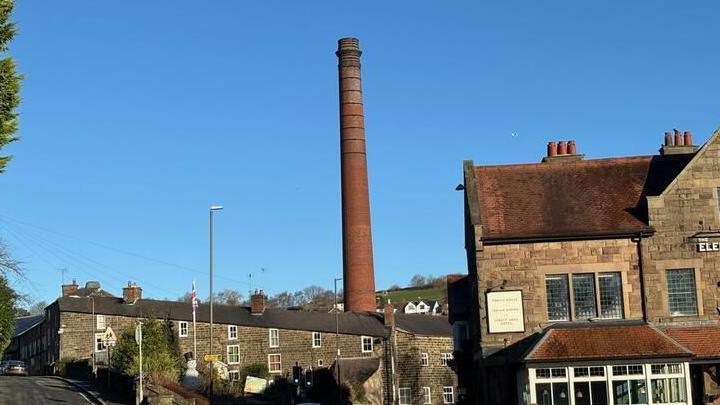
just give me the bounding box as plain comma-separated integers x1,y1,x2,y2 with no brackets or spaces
476,238,642,348
394,331,457,405
646,133,720,324
58,310,381,378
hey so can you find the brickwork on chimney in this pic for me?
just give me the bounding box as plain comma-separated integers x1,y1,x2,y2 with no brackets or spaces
122,283,142,303
336,37,376,313
61,280,79,297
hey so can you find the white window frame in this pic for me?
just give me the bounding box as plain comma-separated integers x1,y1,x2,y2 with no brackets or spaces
178,321,188,337
423,386,432,404
399,387,412,405
226,345,240,364
94,333,106,352
269,329,279,348
228,325,238,340
96,315,106,330
268,353,282,373
312,331,322,348
317,359,324,367
528,363,692,405
442,386,454,404
440,352,453,366
361,336,373,353
228,370,239,382
420,352,429,366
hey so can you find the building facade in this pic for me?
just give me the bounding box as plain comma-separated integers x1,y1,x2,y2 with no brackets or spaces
7,280,456,404
453,130,720,405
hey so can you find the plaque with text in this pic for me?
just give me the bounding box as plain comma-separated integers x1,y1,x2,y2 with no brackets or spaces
487,290,525,333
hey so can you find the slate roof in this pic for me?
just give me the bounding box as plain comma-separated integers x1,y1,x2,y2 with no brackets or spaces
57,296,390,337
524,323,692,363
13,315,45,338
662,326,720,360
395,314,451,337
471,154,693,241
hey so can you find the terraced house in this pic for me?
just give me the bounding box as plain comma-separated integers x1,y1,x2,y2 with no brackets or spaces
5,280,455,404
452,129,720,405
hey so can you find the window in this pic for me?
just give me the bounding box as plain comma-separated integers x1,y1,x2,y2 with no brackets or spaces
423,387,432,404
440,352,453,366
179,321,188,337
361,336,373,353
96,315,106,330
545,272,624,321
269,329,279,347
268,354,281,373
399,387,411,405
442,386,455,404
94,333,106,352
317,359,323,367
546,275,570,321
228,370,239,382
650,363,686,403
312,332,321,348
420,352,429,366
611,364,647,405
667,269,698,316
227,345,239,364
228,325,237,340
453,321,469,351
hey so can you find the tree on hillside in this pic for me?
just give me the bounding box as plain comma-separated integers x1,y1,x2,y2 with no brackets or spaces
410,274,427,287
0,0,22,173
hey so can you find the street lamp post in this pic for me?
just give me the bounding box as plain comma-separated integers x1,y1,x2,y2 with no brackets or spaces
334,277,342,400
209,205,223,402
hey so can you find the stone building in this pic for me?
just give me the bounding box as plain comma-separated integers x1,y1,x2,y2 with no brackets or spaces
7,280,455,404
453,130,720,405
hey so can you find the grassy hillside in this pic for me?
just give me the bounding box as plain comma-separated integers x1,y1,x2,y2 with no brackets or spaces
376,285,446,305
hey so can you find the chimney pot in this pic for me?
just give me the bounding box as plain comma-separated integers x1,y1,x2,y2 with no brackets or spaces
547,142,557,156
558,141,568,155
684,131,693,146
567,140,577,155
674,130,684,146
664,132,673,146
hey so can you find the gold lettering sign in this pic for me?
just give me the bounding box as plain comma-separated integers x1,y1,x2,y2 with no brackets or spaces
487,290,525,333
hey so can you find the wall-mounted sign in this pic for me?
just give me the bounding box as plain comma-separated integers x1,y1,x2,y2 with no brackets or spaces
487,290,525,333
697,242,720,252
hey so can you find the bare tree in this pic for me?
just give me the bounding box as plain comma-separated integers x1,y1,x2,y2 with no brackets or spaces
216,289,244,306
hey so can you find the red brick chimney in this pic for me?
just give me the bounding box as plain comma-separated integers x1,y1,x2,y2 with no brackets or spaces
122,282,142,303
250,289,266,315
336,37,377,313
61,279,79,297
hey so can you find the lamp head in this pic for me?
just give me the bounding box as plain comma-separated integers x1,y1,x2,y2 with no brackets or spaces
210,205,224,211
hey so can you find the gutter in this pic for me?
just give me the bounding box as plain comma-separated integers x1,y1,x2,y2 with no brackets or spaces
483,230,654,245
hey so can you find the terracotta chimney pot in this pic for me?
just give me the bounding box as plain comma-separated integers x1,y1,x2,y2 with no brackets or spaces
547,142,557,156
684,131,693,146
567,140,577,155
674,130,684,146
664,132,673,146
558,141,568,155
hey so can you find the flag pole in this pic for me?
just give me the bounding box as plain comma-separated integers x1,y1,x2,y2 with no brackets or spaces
192,280,198,359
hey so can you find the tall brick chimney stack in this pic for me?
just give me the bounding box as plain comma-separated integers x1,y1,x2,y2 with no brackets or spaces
336,37,376,313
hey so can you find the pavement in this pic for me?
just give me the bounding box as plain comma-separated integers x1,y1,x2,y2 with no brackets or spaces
0,376,129,405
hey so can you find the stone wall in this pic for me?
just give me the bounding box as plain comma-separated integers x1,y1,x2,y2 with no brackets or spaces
394,331,456,405
646,135,720,324
57,310,382,378
475,238,642,347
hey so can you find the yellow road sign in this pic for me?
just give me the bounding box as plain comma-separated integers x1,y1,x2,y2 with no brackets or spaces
203,354,220,362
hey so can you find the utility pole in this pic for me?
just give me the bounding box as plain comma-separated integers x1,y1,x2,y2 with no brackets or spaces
209,205,223,403
334,277,342,401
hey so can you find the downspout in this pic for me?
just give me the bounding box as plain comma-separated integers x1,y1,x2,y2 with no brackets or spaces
637,233,649,323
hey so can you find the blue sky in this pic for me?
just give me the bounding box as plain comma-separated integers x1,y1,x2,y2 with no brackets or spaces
1,1,719,305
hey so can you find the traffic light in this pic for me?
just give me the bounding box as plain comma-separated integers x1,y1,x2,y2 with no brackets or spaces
304,368,313,388
292,363,302,385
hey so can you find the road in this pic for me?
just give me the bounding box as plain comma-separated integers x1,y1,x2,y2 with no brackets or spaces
0,376,97,404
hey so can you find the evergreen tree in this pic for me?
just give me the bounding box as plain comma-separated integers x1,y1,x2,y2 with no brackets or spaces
0,0,21,173
113,318,182,382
